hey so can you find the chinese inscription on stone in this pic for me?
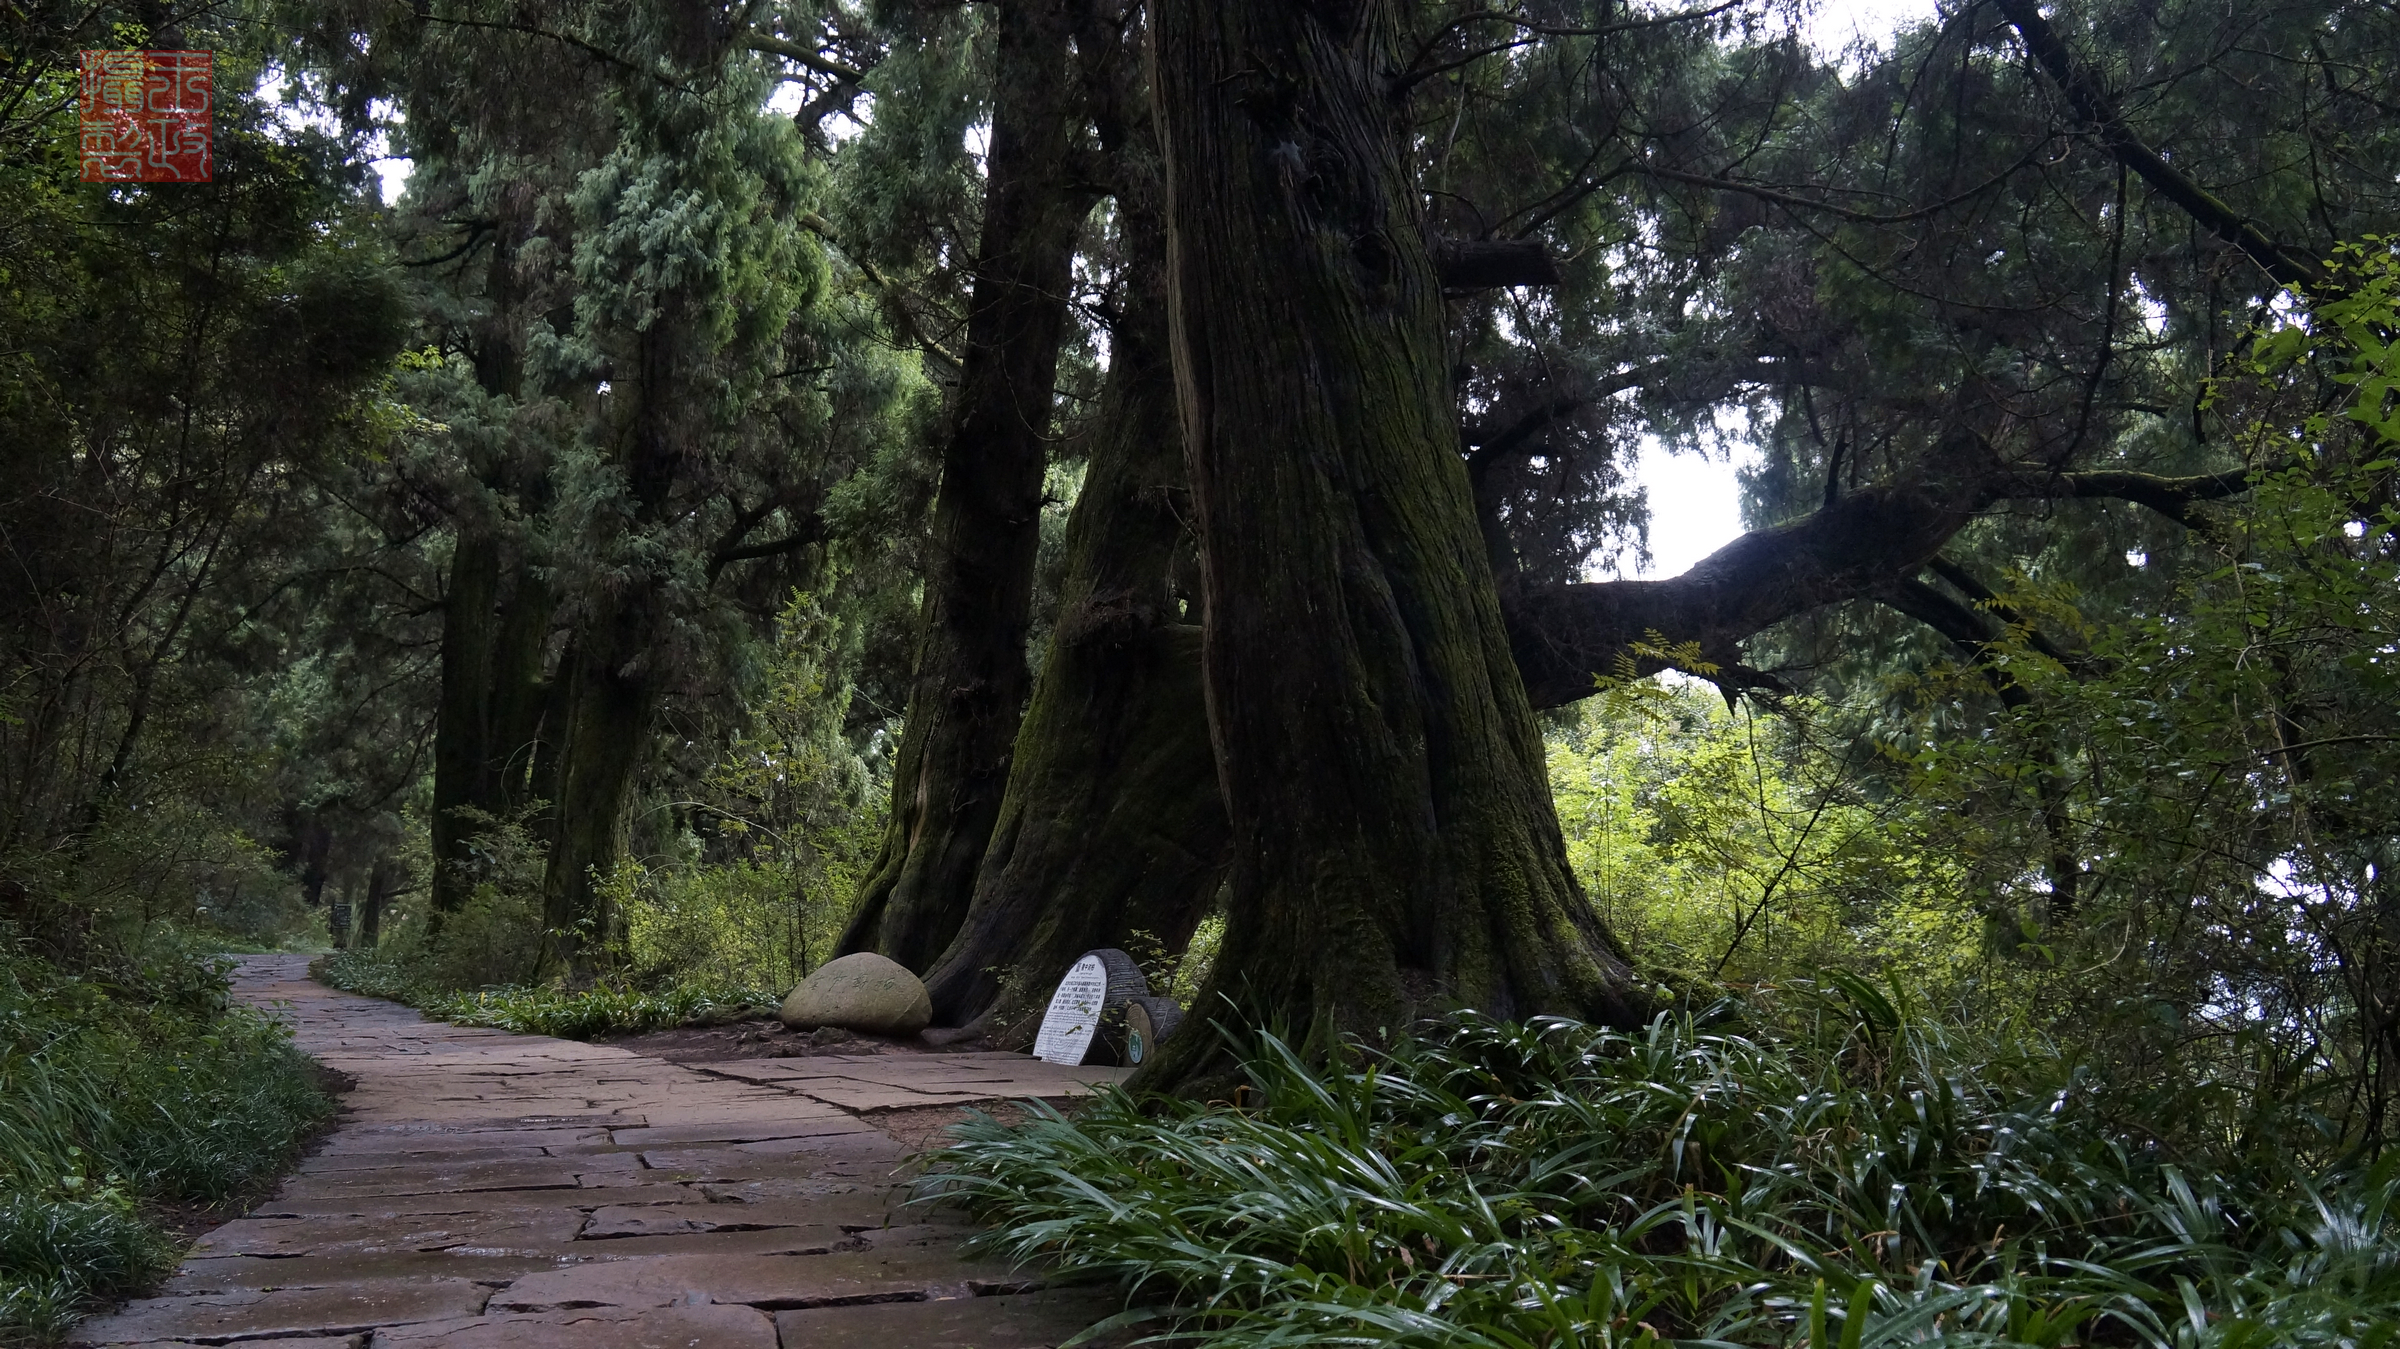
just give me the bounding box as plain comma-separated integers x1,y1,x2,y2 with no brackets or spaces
80,50,212,183
1034,954,1111,1066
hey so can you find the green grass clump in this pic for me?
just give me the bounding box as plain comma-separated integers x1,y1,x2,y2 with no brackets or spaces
318,947,775,1038
926,994,2400,1348
430,983,779,1038
0,949,334,1344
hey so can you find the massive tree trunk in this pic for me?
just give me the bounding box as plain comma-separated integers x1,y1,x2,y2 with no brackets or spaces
537,298,703,971
839,0,1095,973
1135,0,1649,1091
430,533,554,919
429,186,558,923
918,178,1227,1036
538,623,652,976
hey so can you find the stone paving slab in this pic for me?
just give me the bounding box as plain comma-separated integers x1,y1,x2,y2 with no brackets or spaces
554,1226,858,1260
71,955,1132,1347
490,1249,1037,1313
775,1290,1136,1348
193,1209,588,1258
121,1338,365,1349
380,1304,780,1349
70,1277,493,1344
160,1252,570,1295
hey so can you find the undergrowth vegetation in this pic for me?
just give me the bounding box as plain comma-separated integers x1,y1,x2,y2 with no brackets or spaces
316,945,778,1038
931,994,2400,1349
0,945,333,1344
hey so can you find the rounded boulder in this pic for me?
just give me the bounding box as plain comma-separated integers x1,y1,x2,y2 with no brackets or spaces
779,953,932,1036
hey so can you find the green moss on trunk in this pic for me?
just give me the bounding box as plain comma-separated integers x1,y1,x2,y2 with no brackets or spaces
918,181,1227,1032
840,0,1097,973
1137,0,1648,1093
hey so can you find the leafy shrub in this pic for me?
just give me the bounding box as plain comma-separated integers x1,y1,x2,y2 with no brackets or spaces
0,1189,169,1345
0,946,332,1343
1549,682,1977,994
617,856,841,994
928,996,2400,1348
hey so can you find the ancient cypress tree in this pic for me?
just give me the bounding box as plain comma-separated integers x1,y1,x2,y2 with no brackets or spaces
298,0,614,923
917,145,1228,1034
529,6,821,969
837,0,1098,972
891,0,2399,1051
1130,0,1653,1087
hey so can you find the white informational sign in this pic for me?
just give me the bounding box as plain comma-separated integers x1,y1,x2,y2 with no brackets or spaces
1034,954,1110,1066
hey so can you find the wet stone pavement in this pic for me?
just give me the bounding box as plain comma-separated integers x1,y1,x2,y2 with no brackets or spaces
72,955,1136,1349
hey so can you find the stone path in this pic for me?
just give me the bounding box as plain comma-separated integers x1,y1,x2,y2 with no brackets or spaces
73,955,1137,1349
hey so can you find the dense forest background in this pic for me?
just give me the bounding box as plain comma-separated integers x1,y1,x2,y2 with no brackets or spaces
6,0,2400,1339
3,0,2397,1090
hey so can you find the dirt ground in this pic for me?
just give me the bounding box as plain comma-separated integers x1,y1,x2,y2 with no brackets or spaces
592,1015,1000,1064
591,1021,1076,1152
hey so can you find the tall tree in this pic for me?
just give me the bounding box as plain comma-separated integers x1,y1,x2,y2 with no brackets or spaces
0,7,410,950
1136,0,1651,1089
918,137,1227,1034
838,0,1099,972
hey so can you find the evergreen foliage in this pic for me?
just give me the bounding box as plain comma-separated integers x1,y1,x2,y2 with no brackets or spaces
4,0,2400,1335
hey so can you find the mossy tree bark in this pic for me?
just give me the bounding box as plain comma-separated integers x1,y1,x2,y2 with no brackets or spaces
1135,0,1649,1092
538,621,652,975
839,0,1096,973
430,533,554,920
917,177,1227,1035
429,194,558,923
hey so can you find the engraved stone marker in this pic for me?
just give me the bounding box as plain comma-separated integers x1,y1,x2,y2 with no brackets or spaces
1034,955,1110,1066
1122,995,1185,1066
1035,949,1150,1066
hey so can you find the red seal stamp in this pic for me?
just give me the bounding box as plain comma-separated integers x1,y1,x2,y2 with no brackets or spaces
79,50,212,183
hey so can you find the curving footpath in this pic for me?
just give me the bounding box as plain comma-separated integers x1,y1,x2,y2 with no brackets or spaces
71,955,1134,1349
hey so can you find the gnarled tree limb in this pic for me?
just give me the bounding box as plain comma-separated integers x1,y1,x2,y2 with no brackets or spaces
1500,455,2250,708
1990,0,2320,291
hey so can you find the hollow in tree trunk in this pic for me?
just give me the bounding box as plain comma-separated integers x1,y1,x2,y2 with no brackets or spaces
1136,0,1650,1093
839,0,1096,973
918,181,1227,1035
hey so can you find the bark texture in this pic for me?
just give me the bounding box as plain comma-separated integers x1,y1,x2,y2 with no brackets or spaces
840,0,1095,973
539,623,652,973
430,533,554,917
429,194,558,921
1139,0,1649,1091
918,183,1227,1035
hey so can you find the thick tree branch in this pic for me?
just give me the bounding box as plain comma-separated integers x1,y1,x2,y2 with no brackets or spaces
1990,0,2321,291
1463,357,1676,478
1924,555,2078,669
1499,444,2252,708
1884,578,2028,704
1882,574,2085,912
707,514,825,582
799,212,964,372
1503,448,1994,707
1635,153,2044,226
741,32,865,82
2002,466,2251,525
